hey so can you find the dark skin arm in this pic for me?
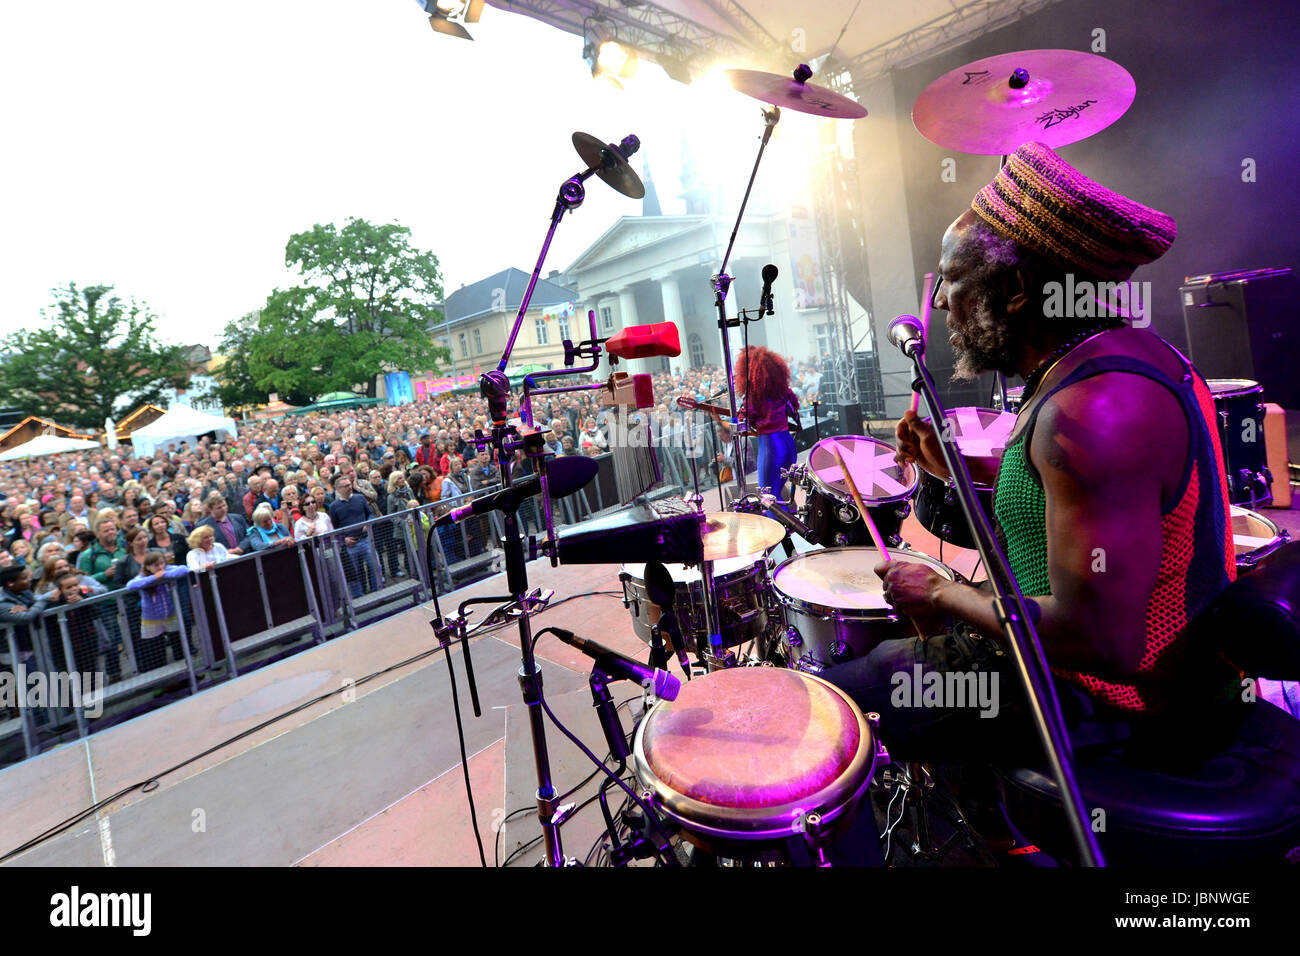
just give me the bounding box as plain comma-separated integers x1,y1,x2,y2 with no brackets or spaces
881,372,1185,678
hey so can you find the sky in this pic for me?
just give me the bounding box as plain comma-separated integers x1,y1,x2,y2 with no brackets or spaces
0,1,824,349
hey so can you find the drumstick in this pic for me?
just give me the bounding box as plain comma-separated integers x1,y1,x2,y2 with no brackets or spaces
831,443,927,641
831,443,889,560
908,272,936,415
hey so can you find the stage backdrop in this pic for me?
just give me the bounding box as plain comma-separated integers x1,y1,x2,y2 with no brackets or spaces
888,0,1300,410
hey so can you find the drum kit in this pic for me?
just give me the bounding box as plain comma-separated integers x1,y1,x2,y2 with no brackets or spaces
471,45,1278,867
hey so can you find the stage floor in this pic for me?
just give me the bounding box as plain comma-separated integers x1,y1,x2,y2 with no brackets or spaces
0,496,1293,866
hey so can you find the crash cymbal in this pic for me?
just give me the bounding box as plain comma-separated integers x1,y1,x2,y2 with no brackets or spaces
724,66,868,119
912,49,1135,155
700,512,786,562
572,132,646,199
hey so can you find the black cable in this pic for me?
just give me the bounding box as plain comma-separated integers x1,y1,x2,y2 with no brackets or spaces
424,517,486,867
530,631,678,867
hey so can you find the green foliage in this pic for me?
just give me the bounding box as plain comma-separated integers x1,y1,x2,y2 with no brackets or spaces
216,218,450,404
0,283,193,430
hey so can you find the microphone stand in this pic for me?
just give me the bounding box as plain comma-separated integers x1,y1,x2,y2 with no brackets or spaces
711,104,781,497
470,145,633,867
904,342,1104,867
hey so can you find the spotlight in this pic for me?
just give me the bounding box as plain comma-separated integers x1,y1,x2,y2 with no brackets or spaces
415,0,483,41
582,17,638,87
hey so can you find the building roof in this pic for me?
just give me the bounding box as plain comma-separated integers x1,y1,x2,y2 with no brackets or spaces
0,416,97,447
442,267,576,325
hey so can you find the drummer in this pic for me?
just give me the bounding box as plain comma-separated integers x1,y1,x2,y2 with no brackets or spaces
824,143,1240,788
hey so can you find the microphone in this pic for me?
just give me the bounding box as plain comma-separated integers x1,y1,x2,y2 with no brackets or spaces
642,561,691,677
888,314,925,356
548,628,681,700
760,264,778,315
434,455,597,526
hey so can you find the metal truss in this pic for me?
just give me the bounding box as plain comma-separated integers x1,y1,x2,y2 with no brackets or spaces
810,145,861,406
485,0,783,78
834,0,1063,83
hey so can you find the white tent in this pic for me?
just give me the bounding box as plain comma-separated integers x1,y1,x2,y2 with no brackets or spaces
128,405,238,458
0,433,102,461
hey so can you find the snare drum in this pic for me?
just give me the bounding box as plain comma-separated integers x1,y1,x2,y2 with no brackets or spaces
913,407,1015,550
773,547,955,672
1231,505,1290,571
621,555,769,654
789,435,918,548
632,667,884,863
1208,380,1272,507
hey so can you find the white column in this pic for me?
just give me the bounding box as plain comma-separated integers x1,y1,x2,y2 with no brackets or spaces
616,286,649,374
656,273,686,377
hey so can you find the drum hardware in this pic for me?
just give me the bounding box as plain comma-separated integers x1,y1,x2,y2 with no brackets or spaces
1231,505,1290,571
793,434,918,549
1208,380,1273,508
913,407,1015,551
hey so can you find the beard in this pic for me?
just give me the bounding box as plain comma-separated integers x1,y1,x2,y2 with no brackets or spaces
948,292,1025,382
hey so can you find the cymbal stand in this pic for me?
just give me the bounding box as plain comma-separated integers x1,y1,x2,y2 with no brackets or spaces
711,103,781,498
471,147,628,867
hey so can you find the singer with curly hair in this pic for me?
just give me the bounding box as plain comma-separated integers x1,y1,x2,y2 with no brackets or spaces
732,345,800,500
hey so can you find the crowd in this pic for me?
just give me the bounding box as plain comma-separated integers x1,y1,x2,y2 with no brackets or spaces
0,359,827,657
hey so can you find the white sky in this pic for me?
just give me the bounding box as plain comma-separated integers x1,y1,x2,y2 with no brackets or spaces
0,1,822,348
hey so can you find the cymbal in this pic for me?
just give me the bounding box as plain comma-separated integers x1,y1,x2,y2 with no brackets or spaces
572,132,645,199
700,512,786,562
911,49,1135,155
724,67,868,119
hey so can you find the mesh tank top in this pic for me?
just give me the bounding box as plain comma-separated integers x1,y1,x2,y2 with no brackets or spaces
992,342,1237,713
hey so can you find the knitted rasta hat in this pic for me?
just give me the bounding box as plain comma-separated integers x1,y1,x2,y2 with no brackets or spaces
971,142,1176,281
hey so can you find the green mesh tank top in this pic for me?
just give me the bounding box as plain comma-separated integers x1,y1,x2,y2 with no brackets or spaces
992,348,1237,713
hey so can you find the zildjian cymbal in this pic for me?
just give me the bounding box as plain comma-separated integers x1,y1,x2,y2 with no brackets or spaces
723,65,868,119
572,132,646,199
911,48,1135,155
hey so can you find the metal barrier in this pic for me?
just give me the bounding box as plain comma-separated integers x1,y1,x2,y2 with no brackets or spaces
0,454,714,767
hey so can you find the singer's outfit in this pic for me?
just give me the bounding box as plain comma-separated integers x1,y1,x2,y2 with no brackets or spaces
742,388,799,501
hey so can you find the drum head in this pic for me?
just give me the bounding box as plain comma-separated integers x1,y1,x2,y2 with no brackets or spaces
772,546,954,616
1230,505,1280,555
942,406,1017,460
635,669,875,844
808,435,916,505
1208,379,1262,399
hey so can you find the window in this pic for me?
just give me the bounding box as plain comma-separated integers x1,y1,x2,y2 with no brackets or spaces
688,333,705,367
682,293,697,318
459,333,468,358
557,315,571,341
536,318,549,345
472,328,482,354
815,323,833,358
600,306,613,330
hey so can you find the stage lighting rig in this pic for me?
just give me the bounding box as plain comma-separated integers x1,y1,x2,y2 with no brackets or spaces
414,0,483,40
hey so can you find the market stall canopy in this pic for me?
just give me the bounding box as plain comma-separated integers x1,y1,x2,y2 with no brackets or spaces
128,405,238,458
0,433,102,461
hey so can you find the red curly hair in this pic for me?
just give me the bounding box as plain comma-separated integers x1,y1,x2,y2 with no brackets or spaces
732,346,790,406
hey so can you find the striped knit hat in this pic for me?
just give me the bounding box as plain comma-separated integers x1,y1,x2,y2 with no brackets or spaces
971,142,1176,281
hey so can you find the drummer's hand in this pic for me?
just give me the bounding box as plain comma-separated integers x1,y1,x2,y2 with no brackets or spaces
875,560,947,623
895,410,948,479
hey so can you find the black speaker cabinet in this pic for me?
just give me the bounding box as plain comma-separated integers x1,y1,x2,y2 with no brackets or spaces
1181,267,1298,410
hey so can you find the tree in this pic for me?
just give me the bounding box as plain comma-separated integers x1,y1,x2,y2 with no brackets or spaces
216,218,450,404
0,283,193,430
